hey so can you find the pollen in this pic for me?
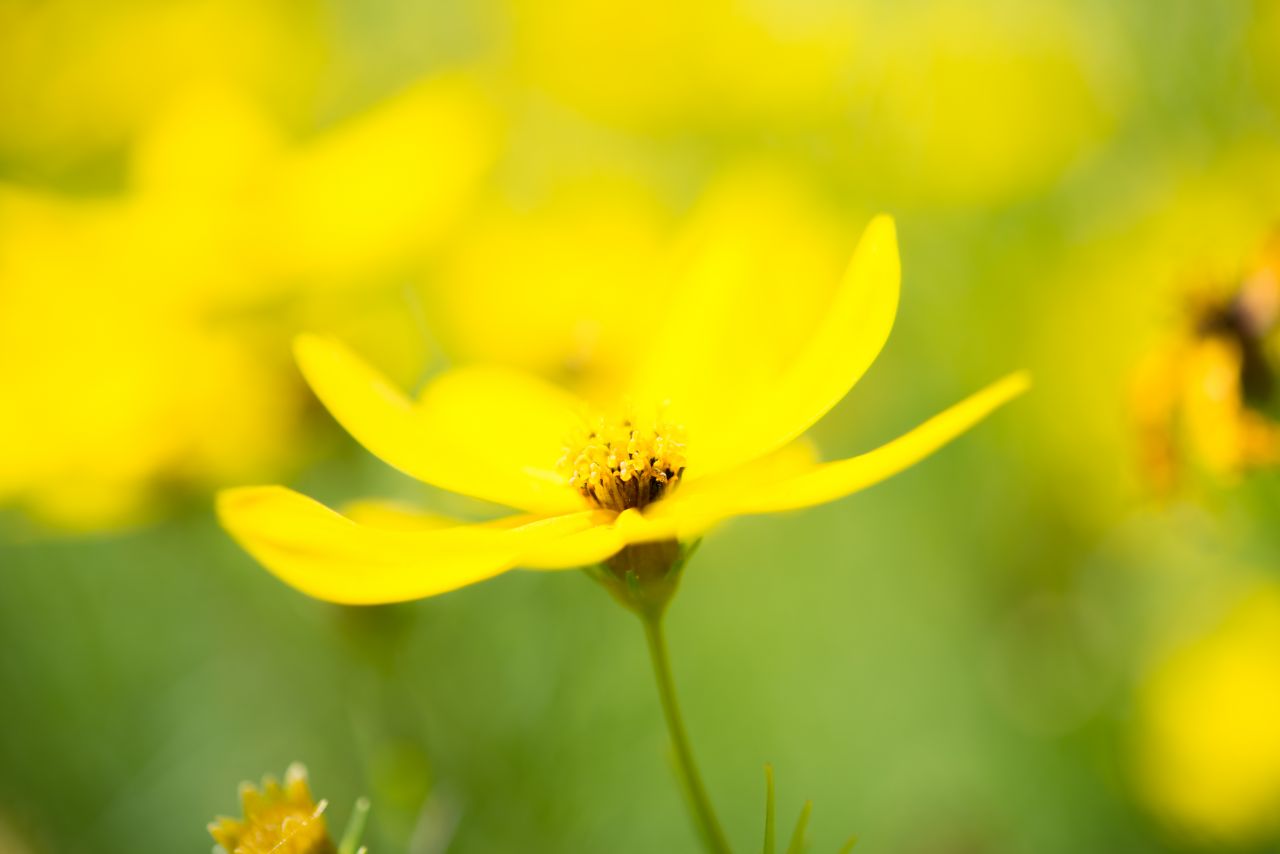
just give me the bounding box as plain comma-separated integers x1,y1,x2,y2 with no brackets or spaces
562,413,687,511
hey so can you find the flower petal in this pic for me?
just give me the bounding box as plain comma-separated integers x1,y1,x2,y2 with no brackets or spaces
652,372,1030,522
698,215,901,475
658,439,819,508
217,485,597,604
344,496,628,570
341,498,459,531
522,507,687,568
295,334,584,513
416,363,588,504
628,215,900,478
520,522,630,569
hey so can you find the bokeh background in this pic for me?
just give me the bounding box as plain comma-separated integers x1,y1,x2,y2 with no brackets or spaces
3,0,1280,851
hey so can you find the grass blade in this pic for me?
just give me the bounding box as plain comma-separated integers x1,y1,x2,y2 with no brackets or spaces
784,800,813,854
762,765,777,854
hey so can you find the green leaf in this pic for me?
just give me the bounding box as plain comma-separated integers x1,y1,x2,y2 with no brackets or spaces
835,832,859,854
784,800,813,854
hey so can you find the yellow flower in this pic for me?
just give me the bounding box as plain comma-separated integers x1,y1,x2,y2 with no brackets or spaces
426,175,673,392
218,216,1028,605
209,764,337,854
0,73,493,530
0,0,323,169
1132,237,1280,487
258,74,498,287
0,181,309,529
1136,584,1280,842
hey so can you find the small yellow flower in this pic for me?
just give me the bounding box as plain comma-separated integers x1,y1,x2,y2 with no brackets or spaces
218,216,1028,605
210,764,337,854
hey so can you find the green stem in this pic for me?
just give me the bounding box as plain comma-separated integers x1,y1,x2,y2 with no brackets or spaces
641,614,733,854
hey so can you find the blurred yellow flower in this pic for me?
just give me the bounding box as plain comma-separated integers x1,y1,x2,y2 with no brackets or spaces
1017,150,1280,520
126,75,498,301
218,215,1028,604
506,0,860,129
1132,236,1280,488
210,764,337,854
0,0,324,172
0,183,307,528
850,0,1120,206
428,163,856,396
427,177,672,391
1137,584,1280,843
259,75,498,287
504,0,1118,206
0,73,495,530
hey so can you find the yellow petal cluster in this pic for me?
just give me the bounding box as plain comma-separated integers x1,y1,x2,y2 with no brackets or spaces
209,764,336,854
219,214,1029,604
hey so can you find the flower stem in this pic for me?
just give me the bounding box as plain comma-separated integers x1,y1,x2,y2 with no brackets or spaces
640,613,733,854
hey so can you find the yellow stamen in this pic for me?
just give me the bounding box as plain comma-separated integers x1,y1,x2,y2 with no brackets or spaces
562,413,687,511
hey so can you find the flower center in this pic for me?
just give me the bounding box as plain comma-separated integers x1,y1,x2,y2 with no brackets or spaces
1194,277,1279,406
562,415,687,511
